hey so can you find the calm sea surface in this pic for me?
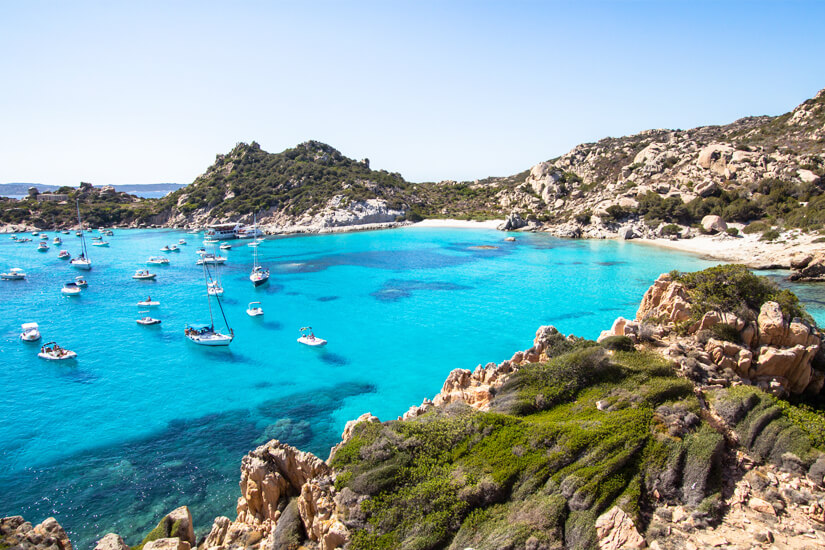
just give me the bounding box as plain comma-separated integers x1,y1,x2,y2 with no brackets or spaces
0,227,822,547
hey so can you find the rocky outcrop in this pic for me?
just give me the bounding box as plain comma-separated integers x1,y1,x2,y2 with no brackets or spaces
790,251,825,282
93,533,129,550
635,273,692,324
0,516,72,550
595,507,646,550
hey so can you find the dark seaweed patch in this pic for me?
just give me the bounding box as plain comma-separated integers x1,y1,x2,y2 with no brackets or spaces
371,279,471,302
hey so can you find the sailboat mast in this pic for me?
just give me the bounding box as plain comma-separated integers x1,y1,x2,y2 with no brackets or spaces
203,262,215,329
76,199,88,257
252,213,258,269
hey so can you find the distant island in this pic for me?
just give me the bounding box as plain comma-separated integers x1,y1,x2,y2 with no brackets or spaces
0,182,185,198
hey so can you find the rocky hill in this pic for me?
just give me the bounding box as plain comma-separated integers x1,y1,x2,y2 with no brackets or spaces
7,265,825,550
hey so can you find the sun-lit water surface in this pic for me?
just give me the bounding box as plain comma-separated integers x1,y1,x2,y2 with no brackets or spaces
0,227,823,548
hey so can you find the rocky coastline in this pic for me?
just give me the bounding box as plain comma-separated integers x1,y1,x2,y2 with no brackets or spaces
6,266,825,549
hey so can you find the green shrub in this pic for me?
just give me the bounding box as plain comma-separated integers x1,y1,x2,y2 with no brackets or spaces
661,224,681,236
600,335,635,352
709,323,741,344
760,229,780,241
742,221,770,234
725,227,739,237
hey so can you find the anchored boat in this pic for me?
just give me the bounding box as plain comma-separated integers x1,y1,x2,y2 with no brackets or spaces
246,301,264,316
1,268,26,280
20,322,41,342
38,341,77,361
185,263,234,346
297,326,326,347
69,200,91,270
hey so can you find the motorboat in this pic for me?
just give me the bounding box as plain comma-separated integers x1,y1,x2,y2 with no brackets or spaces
169,244,179,252
53,237,62,244
207,282,224,296
92,240,109,247
58,250,71,260
196,254,227,265
249,214,269,286
104,230,114,236
1,268,26,280
297,327,326,347
196,248,206,255
219,242,231,250
20,322,41,342
92,235,103,241
178,239,187,245
75,231,82,236
160,245,171,252
74,276,88,287
10,235,17,240
38,342,77,360
136,311,161,326
61,230,70,234
137,297,160,307
16,237,31,243
31,231,39,236
61,282,82,296
147,256,170,265
37,242,49,252
132,269,156,280
246,302,264,316
70,200,92,270
185,262,234,346
203,238,219,245
247,241,260,247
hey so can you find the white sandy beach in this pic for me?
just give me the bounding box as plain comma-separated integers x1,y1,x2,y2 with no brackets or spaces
636,231,825,269
413,218,504,229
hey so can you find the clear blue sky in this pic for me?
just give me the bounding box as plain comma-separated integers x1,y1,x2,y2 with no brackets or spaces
1,0,823,186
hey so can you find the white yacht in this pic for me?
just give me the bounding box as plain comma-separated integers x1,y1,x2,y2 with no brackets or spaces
61,282,82,296
186,262,234,346
20,322,41,342
69,200,92,270
246,302,264,316
1,268,26,280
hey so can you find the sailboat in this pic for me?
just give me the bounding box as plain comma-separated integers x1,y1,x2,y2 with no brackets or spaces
207,259,224,296
185,262,234,346
249,214,269,286
69,199,91,270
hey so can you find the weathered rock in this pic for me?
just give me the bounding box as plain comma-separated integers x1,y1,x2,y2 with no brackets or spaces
694,180,718,198
636,273,692,324
705,338,752,377
94,534,128,550
499,212,527,231
237,440,331,529
595,506,646,549
166,507,195,546
790,251,825,281
143,539,189,550
798,168,821,184
754,345,817,394
701,215,727,233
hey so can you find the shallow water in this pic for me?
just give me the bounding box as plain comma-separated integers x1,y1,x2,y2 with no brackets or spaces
0,227,822,547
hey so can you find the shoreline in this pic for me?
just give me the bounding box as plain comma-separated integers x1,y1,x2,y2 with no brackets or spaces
633,231,824,270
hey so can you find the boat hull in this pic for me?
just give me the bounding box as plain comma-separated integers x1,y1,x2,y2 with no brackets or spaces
186,333,233,346
70,261,92,270
38,351,77,360
297,336,327,347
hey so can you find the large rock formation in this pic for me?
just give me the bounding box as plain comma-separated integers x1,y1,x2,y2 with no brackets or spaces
0,516,72,550
602,272,825,397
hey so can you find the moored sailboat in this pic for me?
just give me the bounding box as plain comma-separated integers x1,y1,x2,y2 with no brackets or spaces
185,263,234,346
69,200,91,270
249,214,269,286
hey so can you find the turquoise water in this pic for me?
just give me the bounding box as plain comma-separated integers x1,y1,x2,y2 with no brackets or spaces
1,227,823,547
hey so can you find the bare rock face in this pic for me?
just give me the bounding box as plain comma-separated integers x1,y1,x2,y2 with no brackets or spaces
1,516,73,550
236,440,331,528
705,338,752,377
297,477,348,550
636,273,692,324
143,539,189,550
94,533,129,550
166,507,195,547
594,507,646,549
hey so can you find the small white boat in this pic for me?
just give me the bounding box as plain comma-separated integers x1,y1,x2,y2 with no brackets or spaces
61,282,82,296
246,302,264,316
147,256,170,265
203,239,219,245
207,283,224,296
1,268,26,280
37,242,49,252
136,311,161,326
196,254,227,265
169,244,179,252
74,276,88,287
178,239,187,245
137,298,160,307
92,235,102,241
219,242,231,250
58,250,71,260
20,322,41,342
160,245,171,252
61,230,70,234
132,269,156,280
31,231,39,236
247,241,259,247
104,230,113,236
38,342,77,361
10,235,17,240
16,237,31,243
92,241,109,247
53,237,62,244
297,327,326,347
75,231,82,236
